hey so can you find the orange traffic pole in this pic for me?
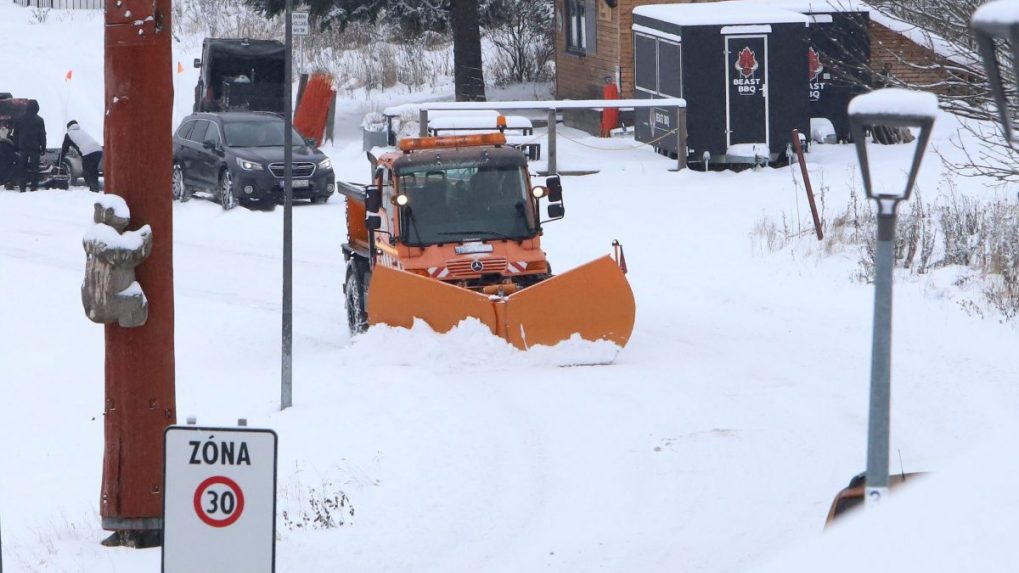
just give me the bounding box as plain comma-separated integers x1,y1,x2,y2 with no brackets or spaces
101,0,176,546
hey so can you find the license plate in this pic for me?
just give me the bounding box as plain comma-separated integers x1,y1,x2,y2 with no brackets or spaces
288,179,310,189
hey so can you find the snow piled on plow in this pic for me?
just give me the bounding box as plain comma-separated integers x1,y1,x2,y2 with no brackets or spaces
346,318,622,370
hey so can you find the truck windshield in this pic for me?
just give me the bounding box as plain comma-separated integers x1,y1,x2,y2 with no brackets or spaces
397,165,536,245
223,119,305,148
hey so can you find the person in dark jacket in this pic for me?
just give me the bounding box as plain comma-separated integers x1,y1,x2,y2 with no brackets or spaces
12,99,46,192
0,121,17,189
60,120,103,192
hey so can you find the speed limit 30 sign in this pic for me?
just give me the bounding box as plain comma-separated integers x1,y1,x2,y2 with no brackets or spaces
163,426,277,573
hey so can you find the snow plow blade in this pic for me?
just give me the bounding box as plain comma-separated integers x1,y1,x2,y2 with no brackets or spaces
366,255,635,350
501,255,635,349
367,265,500,335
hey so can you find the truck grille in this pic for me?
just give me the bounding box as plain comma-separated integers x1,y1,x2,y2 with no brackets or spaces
446,257,507,277
268,162,316,178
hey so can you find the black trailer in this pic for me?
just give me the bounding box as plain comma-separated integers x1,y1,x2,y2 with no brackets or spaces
193,38,286,114
633,3,811,166
800,7,870,143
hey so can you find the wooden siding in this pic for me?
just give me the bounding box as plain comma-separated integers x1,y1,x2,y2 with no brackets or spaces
555,0,622,101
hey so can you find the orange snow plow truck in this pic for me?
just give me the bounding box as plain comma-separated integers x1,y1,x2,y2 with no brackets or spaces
339,131,635,350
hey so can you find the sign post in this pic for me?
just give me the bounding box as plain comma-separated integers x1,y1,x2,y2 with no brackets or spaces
162,426,277,573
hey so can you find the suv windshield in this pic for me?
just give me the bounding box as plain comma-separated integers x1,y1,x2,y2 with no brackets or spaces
223,118,305,147
398,164,536,245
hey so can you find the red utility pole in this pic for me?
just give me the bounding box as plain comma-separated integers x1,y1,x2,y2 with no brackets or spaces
101,0,176,546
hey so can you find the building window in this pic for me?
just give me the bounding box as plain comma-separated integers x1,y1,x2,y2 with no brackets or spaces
566,0,592,54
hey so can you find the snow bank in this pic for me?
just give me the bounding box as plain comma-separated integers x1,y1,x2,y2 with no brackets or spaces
749,432,1019,573
848,88,939,119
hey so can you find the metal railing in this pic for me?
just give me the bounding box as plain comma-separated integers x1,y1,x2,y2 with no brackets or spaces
13,0,104,9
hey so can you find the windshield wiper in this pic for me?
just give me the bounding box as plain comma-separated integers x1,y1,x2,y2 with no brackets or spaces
404,206,423,244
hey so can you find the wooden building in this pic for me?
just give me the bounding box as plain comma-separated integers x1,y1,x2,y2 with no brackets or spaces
553,0,968,134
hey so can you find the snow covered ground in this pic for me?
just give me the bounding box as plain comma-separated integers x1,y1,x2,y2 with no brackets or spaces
2,4,1018,572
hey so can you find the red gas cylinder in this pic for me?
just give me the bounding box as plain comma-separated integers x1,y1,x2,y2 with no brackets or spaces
600,81,620,137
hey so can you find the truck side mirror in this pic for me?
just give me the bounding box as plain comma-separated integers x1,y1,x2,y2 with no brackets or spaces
366,214,381,230
193,58,202,69
365,184,382,213
545,175,563,203
547,203,565,219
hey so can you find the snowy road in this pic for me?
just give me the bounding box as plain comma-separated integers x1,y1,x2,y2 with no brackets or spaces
3,5,1017,567
3,116,1017,572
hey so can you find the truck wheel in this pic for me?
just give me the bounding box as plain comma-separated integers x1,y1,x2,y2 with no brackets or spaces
219,169,238,211
345,260,369,335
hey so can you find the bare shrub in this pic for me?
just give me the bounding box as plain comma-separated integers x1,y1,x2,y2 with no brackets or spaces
755,169,1019,320
481,0,554,85
280,477,355,530
30,6,50,23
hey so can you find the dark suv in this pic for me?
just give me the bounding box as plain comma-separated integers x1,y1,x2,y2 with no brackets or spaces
172,112,335,209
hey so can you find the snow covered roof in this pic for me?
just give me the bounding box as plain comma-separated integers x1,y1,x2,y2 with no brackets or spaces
633,2,810,27
738,0,869,14
866,9,979,68
635,0,976,68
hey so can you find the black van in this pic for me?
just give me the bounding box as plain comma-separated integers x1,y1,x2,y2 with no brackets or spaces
193,38,286,114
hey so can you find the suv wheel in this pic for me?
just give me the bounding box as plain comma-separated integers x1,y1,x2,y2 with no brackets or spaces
62,159,78,186
172,163,186,201
219,169,238,211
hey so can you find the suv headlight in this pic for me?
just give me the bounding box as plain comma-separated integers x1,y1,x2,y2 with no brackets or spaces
318,158,333,171
236,158,263,171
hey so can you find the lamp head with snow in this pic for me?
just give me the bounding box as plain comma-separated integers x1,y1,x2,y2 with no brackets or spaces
848,88,937,214
971,0,1019,144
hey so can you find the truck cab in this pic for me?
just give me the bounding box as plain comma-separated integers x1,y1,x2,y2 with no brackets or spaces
365,137,561,291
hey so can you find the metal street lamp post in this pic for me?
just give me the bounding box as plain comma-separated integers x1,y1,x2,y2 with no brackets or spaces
848,88,937,507
972,0,1019,144
281,0,294,410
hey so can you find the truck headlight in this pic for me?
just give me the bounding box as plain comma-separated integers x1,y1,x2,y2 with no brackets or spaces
318,158,333,170
236,158,263,171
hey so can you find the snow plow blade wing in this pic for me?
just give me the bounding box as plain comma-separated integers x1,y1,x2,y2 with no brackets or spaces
366,255,635,350
503,255,635,349
367,265,500,334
